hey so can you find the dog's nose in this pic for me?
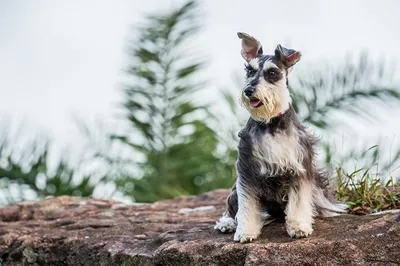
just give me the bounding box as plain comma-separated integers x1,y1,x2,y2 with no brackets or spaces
244,87,255,97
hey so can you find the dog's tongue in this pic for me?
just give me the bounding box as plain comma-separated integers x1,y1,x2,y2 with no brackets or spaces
250,99,261,107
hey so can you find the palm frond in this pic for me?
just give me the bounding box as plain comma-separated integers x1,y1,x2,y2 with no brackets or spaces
292,55,400,129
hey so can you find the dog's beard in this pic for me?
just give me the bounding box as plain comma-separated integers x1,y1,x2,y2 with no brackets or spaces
241,87,283,123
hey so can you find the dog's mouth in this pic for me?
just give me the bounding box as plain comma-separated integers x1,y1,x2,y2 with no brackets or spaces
249,98,263,108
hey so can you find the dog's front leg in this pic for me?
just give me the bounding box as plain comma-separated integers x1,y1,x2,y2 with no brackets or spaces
233,180,263,243
285,180,315,238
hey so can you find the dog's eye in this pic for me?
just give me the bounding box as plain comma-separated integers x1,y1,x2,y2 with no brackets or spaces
247,69,256,76
265,68,280,80
245,65,256,77
246,69,257,77
266,69,278,77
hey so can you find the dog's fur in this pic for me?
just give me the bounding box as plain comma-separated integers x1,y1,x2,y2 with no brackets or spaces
214,32,347,243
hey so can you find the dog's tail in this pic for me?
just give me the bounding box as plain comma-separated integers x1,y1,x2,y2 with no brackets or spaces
313,171,348,217
313,187,348,217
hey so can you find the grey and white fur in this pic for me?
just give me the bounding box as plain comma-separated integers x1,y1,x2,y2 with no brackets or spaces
214,32,347,243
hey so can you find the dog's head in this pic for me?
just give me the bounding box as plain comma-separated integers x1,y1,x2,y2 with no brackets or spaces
238,32,301,122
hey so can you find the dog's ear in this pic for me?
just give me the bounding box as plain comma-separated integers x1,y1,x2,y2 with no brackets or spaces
275,44,301,68
237,32,263,62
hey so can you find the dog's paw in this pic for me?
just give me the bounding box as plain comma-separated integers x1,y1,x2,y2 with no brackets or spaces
233,228,260,243
214,215,237,233
285,219,313,238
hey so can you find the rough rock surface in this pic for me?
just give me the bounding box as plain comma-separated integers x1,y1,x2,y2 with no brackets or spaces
0,190,399,266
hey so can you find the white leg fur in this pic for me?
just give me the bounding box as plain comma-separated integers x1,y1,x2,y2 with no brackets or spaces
233,182,263,243
214,212,237,233
285,180,316,238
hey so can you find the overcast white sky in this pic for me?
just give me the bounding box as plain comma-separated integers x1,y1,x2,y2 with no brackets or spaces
0,0,400,161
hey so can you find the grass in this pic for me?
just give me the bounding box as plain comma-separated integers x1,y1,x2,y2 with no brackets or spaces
336,167,400,215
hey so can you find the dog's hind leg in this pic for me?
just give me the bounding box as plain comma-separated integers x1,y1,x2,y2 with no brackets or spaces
214,184,238,233
285,179,316,238
233,180,263,243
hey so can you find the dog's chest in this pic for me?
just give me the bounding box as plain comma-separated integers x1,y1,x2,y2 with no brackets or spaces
251,131,304,176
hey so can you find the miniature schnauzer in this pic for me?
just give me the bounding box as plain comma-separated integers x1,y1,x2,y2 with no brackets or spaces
215,32,347,243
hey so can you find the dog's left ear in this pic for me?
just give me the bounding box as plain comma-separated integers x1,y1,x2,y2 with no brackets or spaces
237,32,263,62
275,44,302,68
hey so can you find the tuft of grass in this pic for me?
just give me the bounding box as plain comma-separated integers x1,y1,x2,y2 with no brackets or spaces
336,167,399,215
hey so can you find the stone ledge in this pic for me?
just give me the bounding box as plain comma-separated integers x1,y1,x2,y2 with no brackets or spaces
0,189,399,265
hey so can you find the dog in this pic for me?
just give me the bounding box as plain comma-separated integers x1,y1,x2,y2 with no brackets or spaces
214,32,347,243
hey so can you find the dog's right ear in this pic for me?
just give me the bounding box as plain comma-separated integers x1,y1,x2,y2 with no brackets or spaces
237,32,263,62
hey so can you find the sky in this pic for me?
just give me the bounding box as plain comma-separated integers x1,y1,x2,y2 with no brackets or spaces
0,0,400,163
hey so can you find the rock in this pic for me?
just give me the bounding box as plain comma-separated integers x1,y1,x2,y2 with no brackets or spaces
0,190,399,266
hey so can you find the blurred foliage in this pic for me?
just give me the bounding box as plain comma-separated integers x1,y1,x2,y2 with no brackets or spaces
289,54,400,130
109,0,235,202
0,129,106,206
0,0,399,207
290,56,400,176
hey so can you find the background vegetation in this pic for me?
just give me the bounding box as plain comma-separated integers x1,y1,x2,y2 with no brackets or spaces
1,1,399,213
